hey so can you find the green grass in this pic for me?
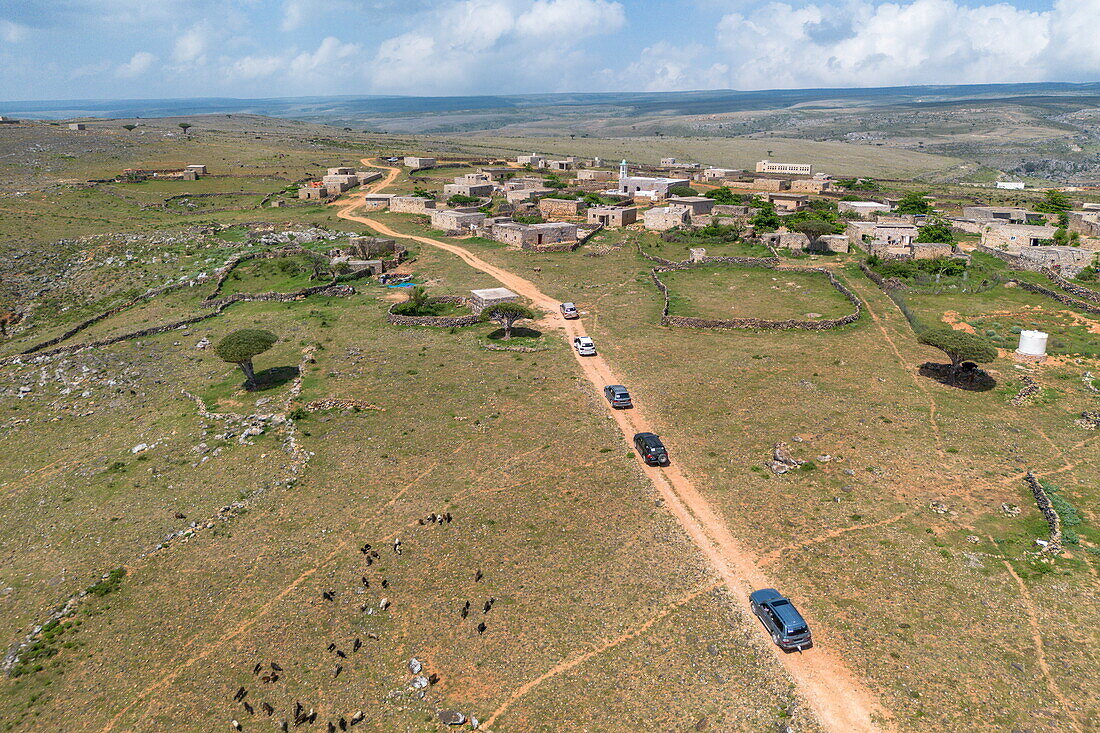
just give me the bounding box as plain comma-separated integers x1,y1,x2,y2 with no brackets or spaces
661,265,855,321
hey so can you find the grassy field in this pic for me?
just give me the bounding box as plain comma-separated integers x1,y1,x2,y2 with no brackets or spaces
662,266,857,321
0,119,1097,733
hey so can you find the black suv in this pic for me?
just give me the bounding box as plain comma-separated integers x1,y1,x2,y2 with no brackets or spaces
603,385,632,409
633,432,669,466
749,589,813,651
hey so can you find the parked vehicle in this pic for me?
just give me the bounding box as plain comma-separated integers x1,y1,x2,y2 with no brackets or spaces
603,385,633,409
560,302,579,319
633,432,669,466
749,589,813,651
573,336,596,356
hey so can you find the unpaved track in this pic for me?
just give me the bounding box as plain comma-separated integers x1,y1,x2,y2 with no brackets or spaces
337,162,890,733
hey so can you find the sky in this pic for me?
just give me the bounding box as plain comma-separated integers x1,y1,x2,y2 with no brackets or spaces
1,0,1097,101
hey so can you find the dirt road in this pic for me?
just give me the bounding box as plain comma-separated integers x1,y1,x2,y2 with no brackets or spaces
336,162,890,733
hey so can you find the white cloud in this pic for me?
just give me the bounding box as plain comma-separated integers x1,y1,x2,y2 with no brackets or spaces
368,0,626,93
289,36,362,78
711,0,1100,89
0,19,29,43
172,24,209,65
116,51,157,78
515,0,625,39
615,41,731,92
230,54,287,80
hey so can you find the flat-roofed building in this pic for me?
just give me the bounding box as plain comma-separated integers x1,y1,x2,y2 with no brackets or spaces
619,175,690,198
576,169,617,181
644,206,692,231
667,196,715,215
538,198,585,218
469,287,519,314
756,160,812,175
790,178,833,193
390,196,437,214
838,201,891,217
587,206,638,227
768,193,809,212
981,223,1058,249
404,156,437,170
430,209,486,232
517,154,546,167
489,221,578,248
443,182,494,198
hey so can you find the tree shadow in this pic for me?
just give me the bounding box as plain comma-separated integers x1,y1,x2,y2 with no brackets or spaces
247,365,300,392
919,362,996,391
486,326,543,341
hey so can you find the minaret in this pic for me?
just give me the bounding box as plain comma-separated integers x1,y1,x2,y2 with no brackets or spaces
619,159,628,181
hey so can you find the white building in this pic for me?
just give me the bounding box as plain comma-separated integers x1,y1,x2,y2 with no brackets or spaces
755,160,812,175
617,160,689,199
996,181,1026,190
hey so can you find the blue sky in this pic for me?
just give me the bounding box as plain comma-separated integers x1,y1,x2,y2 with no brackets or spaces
0,0,1093,101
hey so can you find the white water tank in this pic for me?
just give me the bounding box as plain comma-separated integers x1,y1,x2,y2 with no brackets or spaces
1017,330,1048,357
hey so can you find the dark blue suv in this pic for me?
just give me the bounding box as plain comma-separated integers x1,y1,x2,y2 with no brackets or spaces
749,589,813,651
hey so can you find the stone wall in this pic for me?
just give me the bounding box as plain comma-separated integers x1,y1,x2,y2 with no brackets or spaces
1042,267,1100,304
647,254,862,331
5,284,355,366
1025,472,1063,555
1010,279,1100,316
385,296,481,328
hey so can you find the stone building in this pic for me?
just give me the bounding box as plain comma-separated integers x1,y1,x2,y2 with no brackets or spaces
587,206,638,227
538,198,585,218
430,209,486,232
299,183,327,200
701,167,740,180
443,182,494,198
323,173,360,193
489,221,578,248
1068,211,1100,237
404,156,437,170
644,206,691,231
981,223,1058,249
576,169,617,181
186,164,208,175
768,193,809,212
756,160,812,175
390,196,437,214
517,154,547,167
752,178,790,192
847,221,919,253
763,232,811,251
962,206,1034,223
790,178,833,193
506,187,553,204
469,287,519,314
68,123,86,130
816,234,850,253
547,160,574,171
667,196,715,215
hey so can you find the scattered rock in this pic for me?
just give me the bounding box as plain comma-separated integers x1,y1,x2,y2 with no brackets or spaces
408,658,423,675
767,442,805,474
438,710,466,726
1000,503,1021,517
